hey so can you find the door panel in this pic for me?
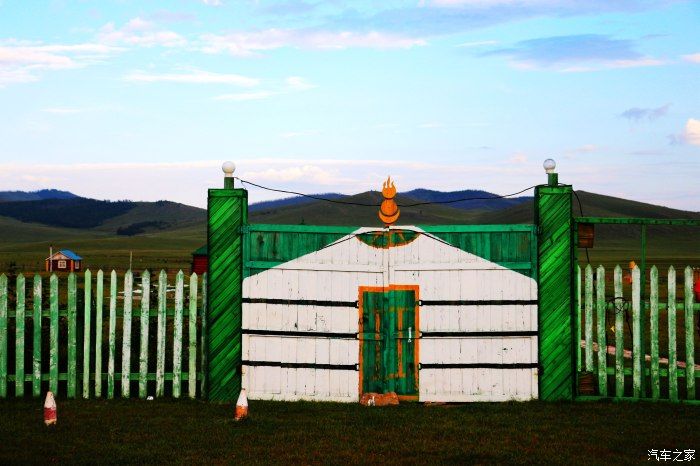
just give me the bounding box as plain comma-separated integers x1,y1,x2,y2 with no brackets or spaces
360,287,418,397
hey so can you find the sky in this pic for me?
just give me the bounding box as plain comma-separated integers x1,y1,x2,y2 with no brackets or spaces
0,0,699,210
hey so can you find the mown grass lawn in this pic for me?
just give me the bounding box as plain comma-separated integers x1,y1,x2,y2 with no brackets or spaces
1,399,699,464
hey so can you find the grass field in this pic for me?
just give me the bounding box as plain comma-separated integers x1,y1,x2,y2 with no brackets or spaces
1,399,699,464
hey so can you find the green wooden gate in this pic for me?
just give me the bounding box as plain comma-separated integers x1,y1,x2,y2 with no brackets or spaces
206,168,574,402
359,287,418,398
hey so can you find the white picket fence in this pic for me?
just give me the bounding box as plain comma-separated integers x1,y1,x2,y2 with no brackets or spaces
576,264,698,401
0,270,207,399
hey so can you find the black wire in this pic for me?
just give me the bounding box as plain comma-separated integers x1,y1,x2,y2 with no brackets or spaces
237,176,538,208
236,178,378,207
398,185,538,207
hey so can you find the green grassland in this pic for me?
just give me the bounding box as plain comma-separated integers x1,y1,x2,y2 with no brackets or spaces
0,218,205,272
1,399,699,464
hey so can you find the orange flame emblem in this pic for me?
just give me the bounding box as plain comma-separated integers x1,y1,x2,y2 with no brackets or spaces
378,176,400,226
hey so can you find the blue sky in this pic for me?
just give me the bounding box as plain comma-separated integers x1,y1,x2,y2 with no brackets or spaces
0,0,699,209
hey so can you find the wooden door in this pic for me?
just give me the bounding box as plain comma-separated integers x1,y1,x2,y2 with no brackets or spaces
359,287,418,398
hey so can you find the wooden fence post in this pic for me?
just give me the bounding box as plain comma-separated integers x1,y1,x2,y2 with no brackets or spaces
650,266,659,400
685,266,695,400
95,270,103,397
188,273,198,399
0,274,6,398
156,270,167,397
596,265,606,396
33,275,42,398
49,275,58,394
15,274,25,397
139,270,150,399
614,265,624,397
535,172,574,401
207,164,248,401
82,270,92,399
173,271,184,398
668,267,678,402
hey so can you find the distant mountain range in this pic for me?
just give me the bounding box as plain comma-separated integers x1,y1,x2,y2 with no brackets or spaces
0,189,78,202
249,189,532,214
0,191,205,235
0,188,697,271
0,187,697,234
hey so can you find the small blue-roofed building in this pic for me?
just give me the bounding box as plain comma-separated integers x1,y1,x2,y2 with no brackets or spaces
45,249,83,272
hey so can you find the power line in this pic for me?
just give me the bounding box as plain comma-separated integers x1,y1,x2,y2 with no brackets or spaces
236,177,537,209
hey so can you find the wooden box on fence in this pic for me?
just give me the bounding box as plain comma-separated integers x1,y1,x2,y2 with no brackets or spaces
577,223,595,248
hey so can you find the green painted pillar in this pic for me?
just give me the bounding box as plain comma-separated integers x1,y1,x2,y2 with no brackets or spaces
207,162,247,402
536,163,575,401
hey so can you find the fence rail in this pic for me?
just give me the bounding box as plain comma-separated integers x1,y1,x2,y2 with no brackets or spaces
576,264,697,402
0,270,207,399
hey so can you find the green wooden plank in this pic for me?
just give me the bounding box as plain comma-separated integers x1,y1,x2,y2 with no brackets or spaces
0,274,6,398
584,265,593,372
15,274,25,397
614,265,624,398
139,270,150,399
95,270,103,398
32,275,41,398
67,273,77,398
200,273,207,397
576,265,581,373
108,270,117,399
156,270,167,397
82,270,92,399
121,270,133,398
650,266,660,400
49,274,58,394
536,185,574,401
173,271,184,399
208,189,247,402
685,266,695,400
631,266,641,398
188,273,198,399
596,265,607,396
668,267,678,402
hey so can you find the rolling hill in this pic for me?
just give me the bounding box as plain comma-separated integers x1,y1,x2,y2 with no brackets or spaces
0,189,78,202
0,188,697,271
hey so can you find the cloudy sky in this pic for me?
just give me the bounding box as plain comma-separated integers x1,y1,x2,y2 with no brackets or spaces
0,0,698,209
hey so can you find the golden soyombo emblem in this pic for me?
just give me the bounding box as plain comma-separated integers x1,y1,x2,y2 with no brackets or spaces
378,176,400,226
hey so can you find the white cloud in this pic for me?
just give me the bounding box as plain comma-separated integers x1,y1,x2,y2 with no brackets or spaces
286,76,315,90
42,107,87,114
558,57,664,72
201,0,223,5
419,122,442,128
456,40,499,47
566,144,600,154
214,91,276,101
124,70,259,86
199,29,426,56
428,0,559,6
0,42,121,87
679,118,700,146
99,17,186,47
280,130,319,138
246,165,340,185
682,53,700,63
507,152,528,164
